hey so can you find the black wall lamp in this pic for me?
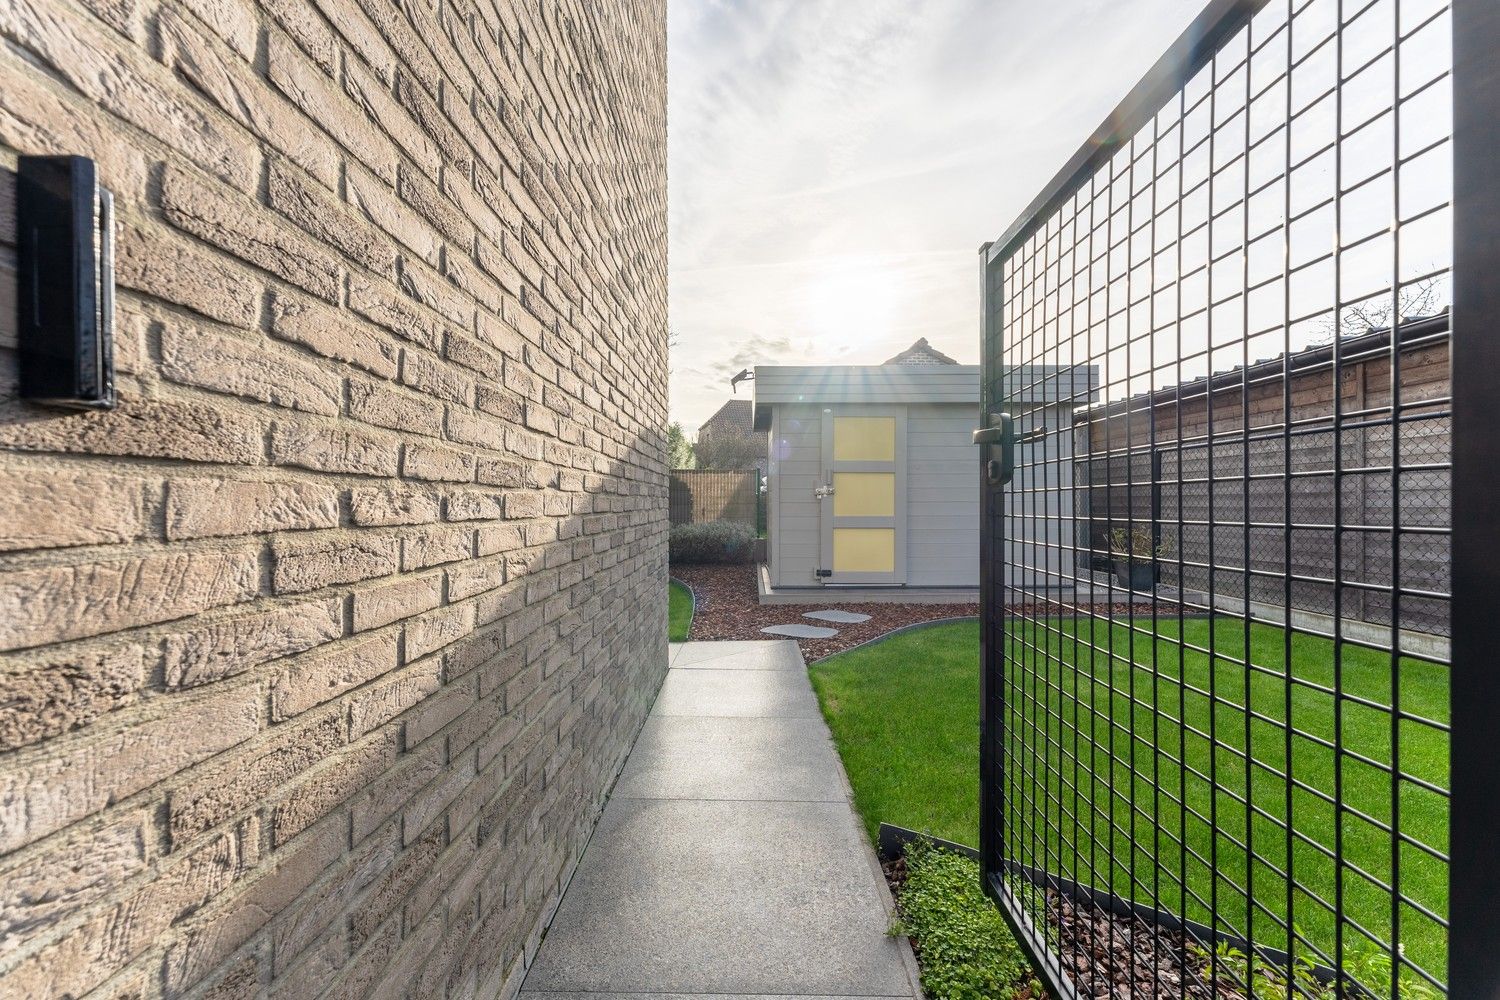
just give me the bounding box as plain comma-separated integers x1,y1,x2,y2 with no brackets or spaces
16,155,116,409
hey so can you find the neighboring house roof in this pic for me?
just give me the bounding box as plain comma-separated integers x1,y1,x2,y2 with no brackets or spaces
883,337,959,366
699,399,753,440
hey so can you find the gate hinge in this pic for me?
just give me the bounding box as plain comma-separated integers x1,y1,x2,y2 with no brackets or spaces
815,569,832,578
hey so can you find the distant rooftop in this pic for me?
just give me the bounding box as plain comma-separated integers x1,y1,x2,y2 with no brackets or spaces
699,398,753,440
883,337,958,366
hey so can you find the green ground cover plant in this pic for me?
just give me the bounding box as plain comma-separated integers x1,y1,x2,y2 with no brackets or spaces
668,580,693,641
893,838,1038,1000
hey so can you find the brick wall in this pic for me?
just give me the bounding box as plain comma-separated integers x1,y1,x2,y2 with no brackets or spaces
0,0,668,996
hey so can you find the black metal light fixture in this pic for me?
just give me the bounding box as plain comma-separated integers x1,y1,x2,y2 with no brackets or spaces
16,155,116,409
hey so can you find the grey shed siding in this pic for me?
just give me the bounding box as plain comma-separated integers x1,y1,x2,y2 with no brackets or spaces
906,403,980,586
769,404,823,586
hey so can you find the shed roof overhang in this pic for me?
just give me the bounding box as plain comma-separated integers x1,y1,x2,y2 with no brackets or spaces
751,364,1097,430
751,365,979,430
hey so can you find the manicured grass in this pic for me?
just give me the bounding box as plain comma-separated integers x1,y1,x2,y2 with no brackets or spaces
668,579,693,641
809,621,982,847
810,616,1451,984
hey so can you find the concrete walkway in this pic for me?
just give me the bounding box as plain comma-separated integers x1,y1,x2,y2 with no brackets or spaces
520,640,921,1000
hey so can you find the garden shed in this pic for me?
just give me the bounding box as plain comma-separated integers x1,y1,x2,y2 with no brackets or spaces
753,339,1093,601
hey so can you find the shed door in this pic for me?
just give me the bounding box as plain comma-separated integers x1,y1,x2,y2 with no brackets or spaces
818,408,906,585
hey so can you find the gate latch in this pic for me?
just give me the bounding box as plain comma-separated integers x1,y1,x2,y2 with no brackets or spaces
973,414,1047,485
814,482,835,500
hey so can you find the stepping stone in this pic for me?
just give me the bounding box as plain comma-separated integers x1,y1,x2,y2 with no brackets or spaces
760,623,839,639
802,609,872,624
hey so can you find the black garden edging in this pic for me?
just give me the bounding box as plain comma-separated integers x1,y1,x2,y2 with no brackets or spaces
809,616,979,664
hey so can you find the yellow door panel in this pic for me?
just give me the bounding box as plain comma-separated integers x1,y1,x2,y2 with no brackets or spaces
833,473,895,517
833,528,895,573
832,417,896,462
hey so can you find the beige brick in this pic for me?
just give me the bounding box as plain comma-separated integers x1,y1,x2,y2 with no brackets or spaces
350,486,440,527
0,683,261,853
352,573,442,632
0,470,148,552
271,293,400,380
400,349,474,405
0,0,257,192
0,807,151,943
446,556,507,602
161,321,343,416
404,673,477,750
346,656,442,741
269,157,397,277
268,727,400,846
164,597,343,689
269,631,400,720
162,165,342,302
167,477,340,540
347,273,445,350
0,548,260,652
0,0,671,995
504,491,543,519
163,815,347,993
0,395,265,466
346,163,441,268
115,223,262,328
272,532,399,594
0,644,147,751
169,709,344,846
402,526,472,570
404,603,475,661
348,378,443,438
158,7,340,189
403,442,475,483
267,31,396,184
270,420,400,477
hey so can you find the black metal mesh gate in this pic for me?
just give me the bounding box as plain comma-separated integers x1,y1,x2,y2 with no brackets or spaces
977,0,1498,994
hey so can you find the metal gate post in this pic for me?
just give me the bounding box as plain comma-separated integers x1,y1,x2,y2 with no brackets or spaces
1448,0,1500,993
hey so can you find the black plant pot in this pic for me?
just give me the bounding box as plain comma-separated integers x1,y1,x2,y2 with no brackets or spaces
1113,559,1159,592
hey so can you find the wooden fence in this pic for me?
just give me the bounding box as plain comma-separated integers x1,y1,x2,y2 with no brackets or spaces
669,469,758,526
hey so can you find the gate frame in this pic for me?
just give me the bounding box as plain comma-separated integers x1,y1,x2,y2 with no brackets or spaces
977,0,1494,994
1447,0,1500,994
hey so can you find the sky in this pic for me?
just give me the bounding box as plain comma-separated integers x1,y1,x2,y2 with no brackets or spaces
666,0,1210,433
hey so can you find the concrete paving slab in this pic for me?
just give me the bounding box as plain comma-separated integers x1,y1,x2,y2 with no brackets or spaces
672,640,798,667
802,609,873,623
760,623,839,639
612,716,846,802
519,798,913,996
671,641,803,671
650,667,823,719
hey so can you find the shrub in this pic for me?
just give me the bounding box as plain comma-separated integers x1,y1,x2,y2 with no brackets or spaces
669,520,758,564
894,839,1037,999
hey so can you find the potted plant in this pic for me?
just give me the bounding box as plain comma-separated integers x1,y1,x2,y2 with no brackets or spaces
1108,526,1172,592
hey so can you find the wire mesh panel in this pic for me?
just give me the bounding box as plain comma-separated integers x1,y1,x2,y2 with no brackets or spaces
977,0,1470,994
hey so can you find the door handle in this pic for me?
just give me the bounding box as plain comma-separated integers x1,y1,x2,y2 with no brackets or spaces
974,415,1047,485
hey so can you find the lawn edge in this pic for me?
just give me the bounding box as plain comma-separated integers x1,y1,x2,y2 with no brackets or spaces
809,615,979,663
667,574,695,641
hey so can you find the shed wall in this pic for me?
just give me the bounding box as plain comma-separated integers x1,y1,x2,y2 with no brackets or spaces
769,402,982,589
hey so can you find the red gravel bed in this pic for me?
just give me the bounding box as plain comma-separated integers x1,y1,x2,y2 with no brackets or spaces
671,563,1180,662
671,563,979,661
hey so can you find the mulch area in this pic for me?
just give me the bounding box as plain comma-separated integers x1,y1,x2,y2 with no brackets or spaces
671,562,1178,662
881,849,1233,999
670,562,979,661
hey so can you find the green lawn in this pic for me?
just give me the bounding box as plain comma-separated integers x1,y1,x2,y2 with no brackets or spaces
810,616,1450,984
810,621,982,847
668,579,693,641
